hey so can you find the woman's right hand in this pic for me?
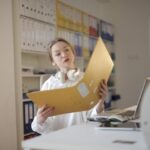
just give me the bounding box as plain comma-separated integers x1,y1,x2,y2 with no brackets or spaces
36,104,55,125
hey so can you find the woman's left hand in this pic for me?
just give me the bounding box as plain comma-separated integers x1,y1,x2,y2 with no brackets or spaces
96,79,108,113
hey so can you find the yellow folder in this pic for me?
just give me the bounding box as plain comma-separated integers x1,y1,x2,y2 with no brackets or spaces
27,38,114,116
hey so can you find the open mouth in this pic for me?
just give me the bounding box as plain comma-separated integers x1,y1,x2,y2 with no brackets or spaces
63,58,69,63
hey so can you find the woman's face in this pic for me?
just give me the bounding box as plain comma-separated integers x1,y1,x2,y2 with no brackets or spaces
51,41,75,72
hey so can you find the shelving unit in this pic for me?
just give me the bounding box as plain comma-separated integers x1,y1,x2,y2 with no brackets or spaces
19,0,57,139
16,0,119,140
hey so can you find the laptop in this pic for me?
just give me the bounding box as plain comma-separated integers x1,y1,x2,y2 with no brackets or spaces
118,77,150,120
92,77,150,123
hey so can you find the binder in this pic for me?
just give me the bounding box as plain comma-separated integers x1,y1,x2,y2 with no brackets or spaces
23,101,35,134
23,102,29,134
27,38,114,116
74,32,82,56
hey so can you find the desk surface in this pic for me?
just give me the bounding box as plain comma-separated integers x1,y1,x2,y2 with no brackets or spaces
22,122,148,150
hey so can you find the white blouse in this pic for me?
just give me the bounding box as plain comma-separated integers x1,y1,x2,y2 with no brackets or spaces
31,71,98,134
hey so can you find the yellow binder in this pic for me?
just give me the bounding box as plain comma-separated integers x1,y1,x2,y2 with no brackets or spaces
27,38,114,116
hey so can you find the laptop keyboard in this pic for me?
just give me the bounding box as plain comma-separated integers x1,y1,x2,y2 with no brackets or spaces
118,110,135,117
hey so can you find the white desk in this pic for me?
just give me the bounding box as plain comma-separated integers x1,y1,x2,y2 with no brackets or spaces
22,122,148,150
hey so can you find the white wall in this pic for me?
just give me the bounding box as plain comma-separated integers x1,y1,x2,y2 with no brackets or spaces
111,0,150,107
0,0,17,150
62,0,150,107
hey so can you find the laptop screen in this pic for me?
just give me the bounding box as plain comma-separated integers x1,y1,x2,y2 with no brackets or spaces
134,77,150,119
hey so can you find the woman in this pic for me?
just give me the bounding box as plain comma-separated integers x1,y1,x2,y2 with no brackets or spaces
31,38,108,134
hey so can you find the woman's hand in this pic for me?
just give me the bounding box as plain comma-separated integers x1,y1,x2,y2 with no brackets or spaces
36,104,55,125
96,79,108,113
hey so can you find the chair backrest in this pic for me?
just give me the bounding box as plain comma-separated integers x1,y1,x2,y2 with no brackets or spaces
40,74,51,89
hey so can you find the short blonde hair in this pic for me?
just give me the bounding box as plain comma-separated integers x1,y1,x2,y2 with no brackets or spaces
48,37,75,62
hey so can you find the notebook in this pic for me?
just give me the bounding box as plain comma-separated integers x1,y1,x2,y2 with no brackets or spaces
93,77,150,122
27,38,114,116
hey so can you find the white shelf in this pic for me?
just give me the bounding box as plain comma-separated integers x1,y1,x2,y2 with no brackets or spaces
23,98,32,102
22,74,41,78
22,49,48,55
20,14,55,25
